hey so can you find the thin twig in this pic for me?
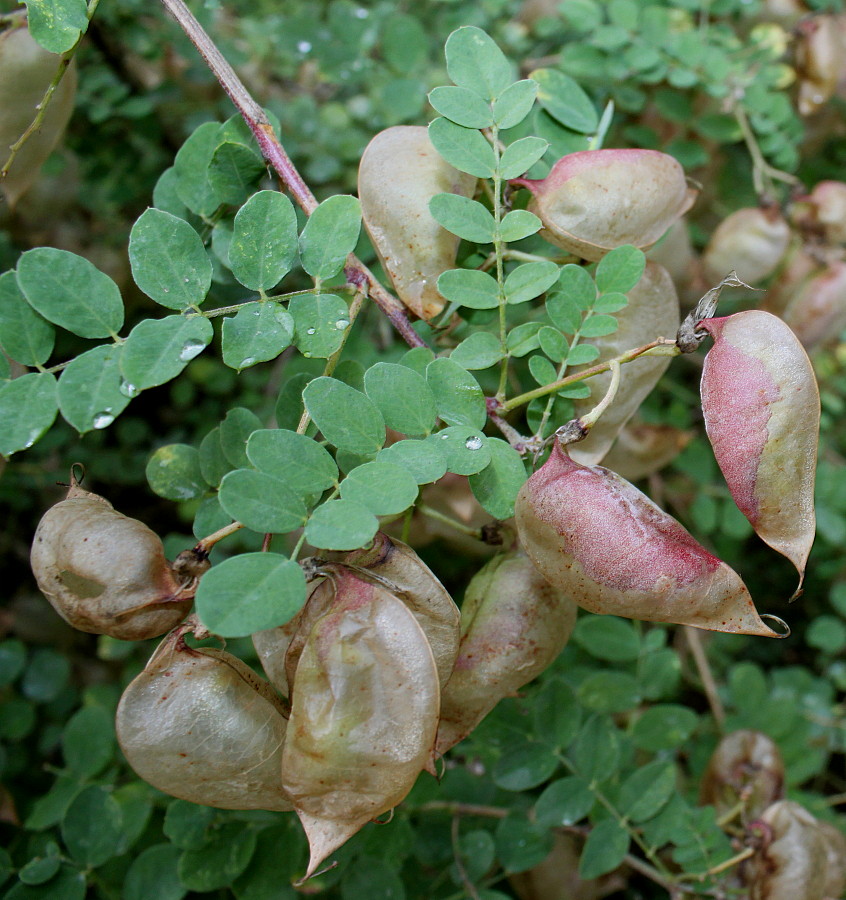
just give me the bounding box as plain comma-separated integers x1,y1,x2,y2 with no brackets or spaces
450,815,482,900
685,626,726,730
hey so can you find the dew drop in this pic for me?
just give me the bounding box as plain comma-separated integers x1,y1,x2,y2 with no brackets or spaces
179,338,206,361
240,357,256,368
93,412,115,429
119,380,140,398
439,433,449,440
464,436,483,450
335,318,349,330
183,277,190,283
297,40,312,53
306,327,316,335
354,7,368,17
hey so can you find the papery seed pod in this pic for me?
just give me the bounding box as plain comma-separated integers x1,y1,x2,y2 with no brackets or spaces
358,126,477,320
514,441,779,636
600,421,692,482
795,15,846,116
343,532,460,688
699,310,819,586
646,218,700,303
435,550,577,757
793,181,846,244
30,480,191,640
511,149,697,261
780,259,846,350
0,22,77,208
819,820,846,899
699,730,785,820
745,801,830,900
702,208,791,285
116,630,293,811
281,568,439,878
568,262,680,466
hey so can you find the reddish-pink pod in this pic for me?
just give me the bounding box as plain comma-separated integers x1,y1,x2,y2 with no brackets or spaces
512,149,697,261
699,310,819,586
702,207,790,285
781,259,846,350
514,441,779,636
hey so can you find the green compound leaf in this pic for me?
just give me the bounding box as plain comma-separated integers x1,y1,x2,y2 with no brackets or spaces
493,79,538,129
505,261,560,305
493,742,558,791
578,819,629,880
494,814,552,874
618,760,676,823
451,332,503,370
221,301,294,370
339,460,420,516
570,715,621,783
0,373,57,456
178,824,258,892
428,86,494,129
377,439,448,484
499,209,542,242
173,122,220,218
426,357,486,429
632,704,698,751
57,344,129,434
129,209,213,310
289,293,349,359
428,426,491,475
4,865,86,900
595,245,646,294
17,248,123,339
24,0,88,53
429,194,496,243
566,343,599,365
498,136,549,180
556,263,596,310
580,314,619,337
195,552,306,637
0,271,54,366
123,845,185,900
61,786,123,868
531,68,599,134
364,362,438,436
428,117,496,179
207,141,265,206
218,469,307,533
229,190,299,291
547,292,583,334
219,407,263,469
538,326,568,363
199,428,230,488
573,616,641,661
506,321,544,357
299,195,361,280
469,438,527,519
577,671,641,713
593,292,629,314
529,354,558,385
302,376,385,456
146,444,206,501
535,776,594,828
246,428,338,496
61,705,114,779
437,268,499,310
304,498,379,551
120,315,213,392
445,26,512,101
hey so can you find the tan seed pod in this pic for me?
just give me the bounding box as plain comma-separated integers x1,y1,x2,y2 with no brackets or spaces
702,208,791,285
116,630,293,811
358,125,477,320
30,480,191,640
819,820,846,899
600,421,692,482
795,15,846,116
780,260,846,350
0,22,77,208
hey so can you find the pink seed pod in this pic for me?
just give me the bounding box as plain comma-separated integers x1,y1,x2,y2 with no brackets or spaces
281,568,439,878
435,550,577,758
569,262,680,466
514,441,779,636
115,630,293,811
699,310,819,586
702,207,791,285
358,126,477,320
781,259,846,350
511,149,697,261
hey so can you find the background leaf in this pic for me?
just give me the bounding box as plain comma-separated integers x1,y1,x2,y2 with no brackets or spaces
303,376,385,455
57,344,129,434
299,195,361,279
229,190,299,291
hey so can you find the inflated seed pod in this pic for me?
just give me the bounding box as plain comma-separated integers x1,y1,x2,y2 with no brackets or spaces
795,15,846,116
745,801,830,900
599,421,692,482
343,532,460,688
358,126,477,320
699,310,819,587
793,180,846,244
514,440,779,637
699,730,784,821
0,22,76,208
568,262,680,466
780,260,846,350
435,550,577,758
702,207,790,285
30,481,191,640
116,630,293,811
511,149,697,261
819,820,846,899
281,568,439,878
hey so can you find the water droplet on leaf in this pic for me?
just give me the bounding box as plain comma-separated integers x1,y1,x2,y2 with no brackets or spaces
306,327,316,335
240,357,256,368
464,436,483,450
179,339,206,361
93,412,115,429
119,381,139,398
335,319,349,330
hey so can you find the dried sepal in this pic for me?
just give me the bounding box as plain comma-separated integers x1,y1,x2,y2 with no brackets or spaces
435,550,577,758
115,629,293,811
514,441,780,637
511,149,697,261
280,569,439,878
358,125,477,320
30,480,191,640
568,262,680,466
701,207,791,285
699,310,819,587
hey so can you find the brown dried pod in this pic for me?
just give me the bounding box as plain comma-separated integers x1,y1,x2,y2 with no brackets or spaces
0,22,77,208
435,550,577,758
115,630,293,811
514,440,780,637
699,730,785,821
568,262,680,466
701,208,791,285
281,568,439,878
358,125,477,320
30,480,191,640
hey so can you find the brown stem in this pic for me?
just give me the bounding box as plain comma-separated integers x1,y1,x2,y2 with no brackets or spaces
684,626,726,731
451,815,482,900
158,0,425,348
